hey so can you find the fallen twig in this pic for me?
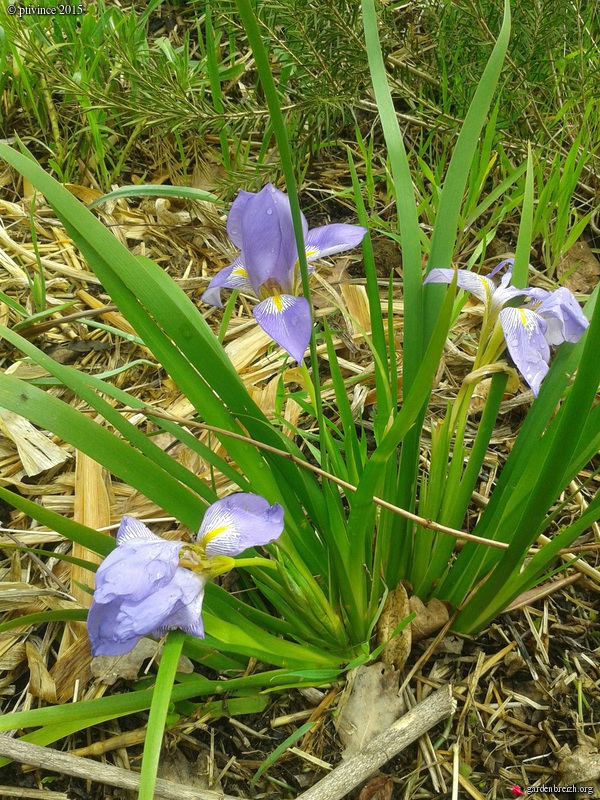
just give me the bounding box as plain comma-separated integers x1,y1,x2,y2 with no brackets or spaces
0,736,242,800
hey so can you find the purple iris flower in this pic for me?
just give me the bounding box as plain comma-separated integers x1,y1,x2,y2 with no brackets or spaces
202,183,367,363
425,264,589,395
88,493,284,656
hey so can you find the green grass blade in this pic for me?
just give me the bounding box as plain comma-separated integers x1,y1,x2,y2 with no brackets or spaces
361,0,422,391
348,149,389,428
511,144,534,288
87,183,220,209
0,609,88,634
251,722,316,788
139,632,185,800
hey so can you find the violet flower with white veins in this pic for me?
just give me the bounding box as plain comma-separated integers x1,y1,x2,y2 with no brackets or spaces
202,183,367,363
87,493,284,656
425,263,588,395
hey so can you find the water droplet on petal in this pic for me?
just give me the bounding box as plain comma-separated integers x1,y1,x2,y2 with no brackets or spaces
266,208,273,215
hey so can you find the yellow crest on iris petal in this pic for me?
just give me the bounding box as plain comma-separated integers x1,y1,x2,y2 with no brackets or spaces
201,525,230,549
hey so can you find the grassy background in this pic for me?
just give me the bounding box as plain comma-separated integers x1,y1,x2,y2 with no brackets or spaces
1,0,597,241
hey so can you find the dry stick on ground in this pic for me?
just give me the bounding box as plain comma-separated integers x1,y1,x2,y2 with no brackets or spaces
0,787,68,800
0,687,455,800
0,736,240,800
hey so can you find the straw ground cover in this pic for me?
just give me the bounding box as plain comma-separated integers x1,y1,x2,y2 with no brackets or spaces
0,1,599,798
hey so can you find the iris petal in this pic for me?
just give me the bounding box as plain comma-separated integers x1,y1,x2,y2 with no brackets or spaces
500,307,550,395
93,525,181,605
425,268,496,304
202,257,254,308
242,184,307,293
198,493,285,556
534,287,589,345
252,294,312,363
305,223,367,260
88,571,206,656
115,515,157,544
87,599,142,656
226,190,254,248
148,573,206,638
87,556,206,656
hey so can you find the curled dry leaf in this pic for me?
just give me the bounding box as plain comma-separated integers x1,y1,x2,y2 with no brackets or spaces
91,637,194,685
468,372,520,415
558,739,600,787
49,635,92,703
25,641,57,704
90,638,160,685
358,774,394,800
556,239,600,294
376,582,412,670
409,595,451,642
334,663,406,758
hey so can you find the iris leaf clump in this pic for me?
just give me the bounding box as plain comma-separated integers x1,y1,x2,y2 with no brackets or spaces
0,2,598,797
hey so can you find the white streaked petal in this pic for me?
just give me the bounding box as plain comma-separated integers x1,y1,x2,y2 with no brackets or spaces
425,268,495,304
198,493,285,556
116,516,159,545
500,307,550,395
252,294,312,364
201,257,254,308
304,223,367,261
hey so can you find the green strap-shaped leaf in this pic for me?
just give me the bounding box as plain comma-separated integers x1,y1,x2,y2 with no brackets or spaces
0,375,206,529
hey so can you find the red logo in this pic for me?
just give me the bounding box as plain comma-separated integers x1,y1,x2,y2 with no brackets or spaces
511,786,524,797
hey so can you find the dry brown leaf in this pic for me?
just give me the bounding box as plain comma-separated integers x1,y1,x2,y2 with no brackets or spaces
377,582,411,670
0,640,26,671
558,741,600,787
91,638,159,685
91,638,194,685
468,373,520,415
25,641,57,703
358,774,394,800
334,664,406,758
556,239,600,294
158,751,215,791
340,282,371,334
409,596,450,642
